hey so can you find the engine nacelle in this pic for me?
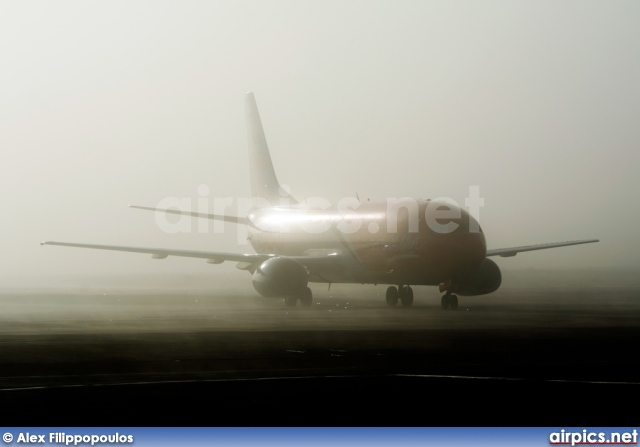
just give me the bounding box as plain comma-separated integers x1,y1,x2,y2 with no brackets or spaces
456,258,502,296
252,257,308,297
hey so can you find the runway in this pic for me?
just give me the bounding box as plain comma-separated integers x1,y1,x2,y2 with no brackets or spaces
1,280,639,426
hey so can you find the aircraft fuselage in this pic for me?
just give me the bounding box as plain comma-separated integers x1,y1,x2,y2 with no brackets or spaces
247,199,486,286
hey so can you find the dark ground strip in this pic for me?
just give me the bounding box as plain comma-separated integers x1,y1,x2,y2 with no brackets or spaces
0,288,638,426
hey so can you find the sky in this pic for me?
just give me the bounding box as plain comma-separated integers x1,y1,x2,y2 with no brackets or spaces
1,0,638,285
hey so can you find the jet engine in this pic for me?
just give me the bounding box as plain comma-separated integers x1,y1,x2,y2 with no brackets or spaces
252,257,309,297
455,258,502,296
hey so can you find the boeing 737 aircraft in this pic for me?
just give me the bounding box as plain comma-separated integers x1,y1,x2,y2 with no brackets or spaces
42,93,598,309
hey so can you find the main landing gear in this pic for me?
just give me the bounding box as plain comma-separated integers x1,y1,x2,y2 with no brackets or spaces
385,285,414,308
284,287,313,308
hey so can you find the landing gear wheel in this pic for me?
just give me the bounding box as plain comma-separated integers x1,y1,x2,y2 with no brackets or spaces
449,294,458,310
299,287,312,307
284,296,297,307
385,286,398,307
441,294,458,310
400,286,414,307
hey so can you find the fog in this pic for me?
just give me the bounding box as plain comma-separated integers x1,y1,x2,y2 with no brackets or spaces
1,1,638,288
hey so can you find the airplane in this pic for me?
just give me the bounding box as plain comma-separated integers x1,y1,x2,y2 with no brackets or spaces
41,92,599,309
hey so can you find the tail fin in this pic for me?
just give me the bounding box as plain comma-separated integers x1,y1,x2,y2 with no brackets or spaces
245,92,297,205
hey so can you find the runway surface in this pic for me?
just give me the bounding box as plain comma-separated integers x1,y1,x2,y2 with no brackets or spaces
0,280,639,426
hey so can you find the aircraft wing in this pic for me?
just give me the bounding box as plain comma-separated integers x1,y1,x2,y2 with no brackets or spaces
486,239,599,258
40,241,271,264
40,241,346,269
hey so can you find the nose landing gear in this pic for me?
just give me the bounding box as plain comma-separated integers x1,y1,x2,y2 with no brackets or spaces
441,291,458,310
438,280,459,310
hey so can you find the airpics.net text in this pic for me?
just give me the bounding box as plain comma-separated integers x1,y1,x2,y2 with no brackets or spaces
150,184,485,245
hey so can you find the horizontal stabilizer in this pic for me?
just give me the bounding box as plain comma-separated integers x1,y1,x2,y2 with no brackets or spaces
129,205,251,226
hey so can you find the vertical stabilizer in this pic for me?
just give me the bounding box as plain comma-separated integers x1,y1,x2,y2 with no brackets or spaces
245,92,297,205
